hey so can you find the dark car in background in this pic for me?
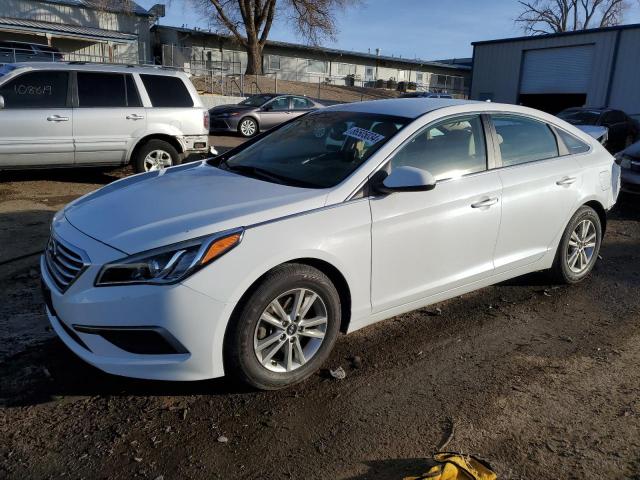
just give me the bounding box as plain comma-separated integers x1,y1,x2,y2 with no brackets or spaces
615,141,640,195
557,107,638,153
400,92,453,99
0,41,63,64
208,94,323,137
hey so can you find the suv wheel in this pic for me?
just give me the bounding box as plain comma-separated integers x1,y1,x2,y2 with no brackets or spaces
134,140,180,173
550,205,602,284
238,117,258,137
224,264,341,390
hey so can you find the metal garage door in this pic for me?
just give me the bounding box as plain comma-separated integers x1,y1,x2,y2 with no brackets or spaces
520,45,594,94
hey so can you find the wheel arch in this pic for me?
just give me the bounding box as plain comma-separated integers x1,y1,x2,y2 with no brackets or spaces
238,115,259,134
127,134,184,164
583,199,607,236
226,257,353,336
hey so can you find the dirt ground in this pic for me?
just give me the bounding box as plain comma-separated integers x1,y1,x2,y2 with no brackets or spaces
1,136,639,479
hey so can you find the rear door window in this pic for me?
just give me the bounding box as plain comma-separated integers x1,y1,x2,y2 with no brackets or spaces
140,74,193,107
492,115,558,166
0,71,69,108
77,72,127,107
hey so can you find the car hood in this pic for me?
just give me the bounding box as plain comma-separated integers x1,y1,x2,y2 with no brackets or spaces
209,104,255,115
64,162,327,254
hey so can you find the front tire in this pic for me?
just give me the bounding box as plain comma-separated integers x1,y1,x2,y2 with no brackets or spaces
224,264,341,390
550,206,602,284
133,139,180,173
238,117,258,137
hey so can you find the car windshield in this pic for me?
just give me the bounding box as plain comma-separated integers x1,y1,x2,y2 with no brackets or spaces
214,110,409,188
239,95,276,107
557,110,601,125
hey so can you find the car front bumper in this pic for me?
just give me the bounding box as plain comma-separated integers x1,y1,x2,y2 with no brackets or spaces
209,116,241,133
40,217,234,381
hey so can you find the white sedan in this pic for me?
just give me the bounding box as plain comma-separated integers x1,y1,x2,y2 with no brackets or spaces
41,99,620,389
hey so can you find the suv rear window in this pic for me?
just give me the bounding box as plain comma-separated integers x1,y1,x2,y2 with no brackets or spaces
140,74,193,107
0,71,69,108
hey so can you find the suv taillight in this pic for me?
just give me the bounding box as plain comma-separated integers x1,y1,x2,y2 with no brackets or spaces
204,111,210,130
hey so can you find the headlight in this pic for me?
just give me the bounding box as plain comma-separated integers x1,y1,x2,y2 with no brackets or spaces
95,229,243,286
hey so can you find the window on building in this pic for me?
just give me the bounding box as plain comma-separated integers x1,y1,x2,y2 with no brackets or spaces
492,115,558,166
389,115,487,181
0,71,69,108
557,129,590,155
306,59,327,74
365,66,375,79
77,72,127,107
140,74,194,107
268,55,281,70
334,63,355,76
416,72,424,84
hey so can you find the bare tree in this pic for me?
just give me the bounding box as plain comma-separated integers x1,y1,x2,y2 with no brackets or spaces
193,0,359,75
516,0,633,34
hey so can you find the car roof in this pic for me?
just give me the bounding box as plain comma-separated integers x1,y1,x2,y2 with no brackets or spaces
4,62,186,77
323,98,483,118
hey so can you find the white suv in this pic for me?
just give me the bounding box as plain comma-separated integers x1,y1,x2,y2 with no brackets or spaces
0,63,210,173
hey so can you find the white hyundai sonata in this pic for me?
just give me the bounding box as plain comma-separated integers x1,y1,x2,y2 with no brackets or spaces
41,99,620,389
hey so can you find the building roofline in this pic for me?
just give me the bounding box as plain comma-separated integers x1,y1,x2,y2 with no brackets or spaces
472,22,640,46
152,25,471,72
41,0,152,17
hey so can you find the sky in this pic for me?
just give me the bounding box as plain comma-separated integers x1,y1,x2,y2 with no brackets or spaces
137,0,640,61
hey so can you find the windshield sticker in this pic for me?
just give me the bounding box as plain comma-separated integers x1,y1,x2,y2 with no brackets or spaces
344,127,386,146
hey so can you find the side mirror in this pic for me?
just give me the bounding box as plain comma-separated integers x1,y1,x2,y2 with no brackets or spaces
373,166,436,194
262,104,273,112
0,95,4,109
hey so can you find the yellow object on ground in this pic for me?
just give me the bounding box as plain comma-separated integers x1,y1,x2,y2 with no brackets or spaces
404,452,497,480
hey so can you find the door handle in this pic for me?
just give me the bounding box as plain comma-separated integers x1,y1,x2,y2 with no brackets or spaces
471,197,499,208
46,115,69,122
126,114,145,120
556,176,577,186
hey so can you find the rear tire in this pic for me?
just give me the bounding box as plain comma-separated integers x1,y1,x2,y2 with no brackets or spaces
549,205,602,284
224,264,341,390
133,140,181,173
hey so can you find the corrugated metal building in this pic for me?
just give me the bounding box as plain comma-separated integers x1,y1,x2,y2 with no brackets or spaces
153,25,471,95
0,0,157,63
470,23,640,115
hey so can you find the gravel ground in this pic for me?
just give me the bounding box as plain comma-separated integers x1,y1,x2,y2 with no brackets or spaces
1,138,639,479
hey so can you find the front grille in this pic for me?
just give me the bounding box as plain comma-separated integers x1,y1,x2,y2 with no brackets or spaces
45,235,87,292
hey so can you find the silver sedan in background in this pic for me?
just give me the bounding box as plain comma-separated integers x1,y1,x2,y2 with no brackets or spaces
209,94,323,137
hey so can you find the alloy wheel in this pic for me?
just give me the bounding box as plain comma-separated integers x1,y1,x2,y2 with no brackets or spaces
143,149,173,171
566,219,597,274
253,288,328,373
240,119,257,136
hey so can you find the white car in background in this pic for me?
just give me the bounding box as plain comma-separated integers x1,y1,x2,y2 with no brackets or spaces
0,62,210,173
41,99,619,390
